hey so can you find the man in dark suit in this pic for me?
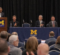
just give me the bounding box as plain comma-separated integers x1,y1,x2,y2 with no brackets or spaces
10,15,19,27
35,15,44,27
45,31,56,46
0,7,5,17
48,16,58,27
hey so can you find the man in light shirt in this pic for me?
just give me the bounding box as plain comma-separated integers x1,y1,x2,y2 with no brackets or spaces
0,7,5,17
35,15,45,27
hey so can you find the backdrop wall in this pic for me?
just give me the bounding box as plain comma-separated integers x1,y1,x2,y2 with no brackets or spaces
0,0,60,27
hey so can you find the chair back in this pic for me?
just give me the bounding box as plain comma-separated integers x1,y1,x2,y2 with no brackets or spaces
49,50,60,55
22,23,30,27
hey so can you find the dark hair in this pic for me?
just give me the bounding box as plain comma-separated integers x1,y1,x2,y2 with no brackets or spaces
26,36,38,54
0,31,8,39
56,36,60,44
0,38,8,54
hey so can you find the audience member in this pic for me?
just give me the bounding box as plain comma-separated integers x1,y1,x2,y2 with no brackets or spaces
0,31,11,46
45,31,56,46
37,43,49,55
22,36,38,55
9,35,22,55
0,31,8,41
48,16,58,27
35,15,45,27
11,32,25,51
50,36,60,51
10,15,19,27
0,38,10,55
0,7,5,17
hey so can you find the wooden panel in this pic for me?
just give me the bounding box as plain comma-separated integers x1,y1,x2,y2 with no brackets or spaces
0,17,7,32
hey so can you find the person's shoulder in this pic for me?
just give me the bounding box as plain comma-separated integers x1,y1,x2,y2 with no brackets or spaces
22,50,26,53
36,20,39,22
22,50,26,55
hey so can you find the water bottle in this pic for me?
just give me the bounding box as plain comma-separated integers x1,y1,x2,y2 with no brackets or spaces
10,23,12,27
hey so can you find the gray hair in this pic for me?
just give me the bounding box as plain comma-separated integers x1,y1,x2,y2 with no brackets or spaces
9,35,18,44
39,15,43,18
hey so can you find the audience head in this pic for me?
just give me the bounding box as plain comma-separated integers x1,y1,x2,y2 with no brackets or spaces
12,15,16,22
37,43,49,55
49,31,55,37
0,31,8,41
9,35,19,46
26,36,38,54
56,36,60,44
0,7,2,13
38,15,43,21
11,32,18,35
0,38,10,55
51,16,55,21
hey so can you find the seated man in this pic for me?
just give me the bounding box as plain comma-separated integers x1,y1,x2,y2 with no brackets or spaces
0,38,10,55
45,31,56,46
35,15,45,27
9,35,22,55
10,15,19,27
48,16,58,27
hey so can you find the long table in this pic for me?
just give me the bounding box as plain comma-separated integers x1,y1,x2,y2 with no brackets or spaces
8,27,60,42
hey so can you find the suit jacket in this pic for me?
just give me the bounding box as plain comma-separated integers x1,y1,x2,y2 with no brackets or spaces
9,45,22,55
45,37,56,45
35,20,45,27
18,42,25,51
49,21,58,27
10,21,19,27
0,12,5,17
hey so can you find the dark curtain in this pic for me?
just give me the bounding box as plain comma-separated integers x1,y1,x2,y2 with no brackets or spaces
0,0,60,27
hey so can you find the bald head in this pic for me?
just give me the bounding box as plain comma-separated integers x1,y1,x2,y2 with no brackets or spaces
11,32,18,35
37,43,49,55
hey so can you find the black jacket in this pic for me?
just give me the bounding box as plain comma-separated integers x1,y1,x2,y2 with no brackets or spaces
10,21,20,27
35,20,45,27
22,50,37,55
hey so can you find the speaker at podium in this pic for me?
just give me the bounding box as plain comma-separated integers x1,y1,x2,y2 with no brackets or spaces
0,17,7,32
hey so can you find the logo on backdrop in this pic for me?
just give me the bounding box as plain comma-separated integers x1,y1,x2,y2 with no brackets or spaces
0,20,5,27
30,30,37,36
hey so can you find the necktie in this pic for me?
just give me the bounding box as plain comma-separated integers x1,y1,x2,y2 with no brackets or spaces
53,21,54,25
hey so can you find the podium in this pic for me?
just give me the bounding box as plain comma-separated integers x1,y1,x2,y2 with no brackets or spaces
0,17,7,32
